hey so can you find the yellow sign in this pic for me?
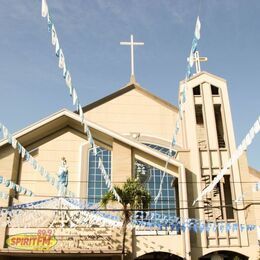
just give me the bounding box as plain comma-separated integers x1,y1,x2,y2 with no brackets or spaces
6,230,57,251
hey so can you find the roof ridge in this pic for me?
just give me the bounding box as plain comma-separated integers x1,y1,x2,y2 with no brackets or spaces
82,82,178,112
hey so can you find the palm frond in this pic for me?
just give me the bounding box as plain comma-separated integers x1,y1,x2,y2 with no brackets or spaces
100,190,115,208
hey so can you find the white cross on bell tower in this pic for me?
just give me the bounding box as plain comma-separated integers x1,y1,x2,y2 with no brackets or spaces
187,50,208,74
120,34,144,83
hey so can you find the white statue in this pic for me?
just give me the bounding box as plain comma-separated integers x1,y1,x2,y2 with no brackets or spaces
57,157,68,188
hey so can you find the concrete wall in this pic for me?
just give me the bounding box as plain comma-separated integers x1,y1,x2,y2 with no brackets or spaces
16,127,87,204
85,88,182,146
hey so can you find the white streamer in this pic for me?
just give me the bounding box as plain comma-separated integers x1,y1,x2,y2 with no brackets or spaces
41,0,121,202
155,17,201,203
193,116,260,205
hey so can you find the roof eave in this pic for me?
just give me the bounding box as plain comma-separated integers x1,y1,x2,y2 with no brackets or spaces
0,109,183,170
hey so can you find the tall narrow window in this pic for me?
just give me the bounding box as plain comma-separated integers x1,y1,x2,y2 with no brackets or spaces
214,105,226,148
87,147,111,205
211,85,219,95
223,175,234,219
195,105,207,148
135,160,177,222
193,85,201,96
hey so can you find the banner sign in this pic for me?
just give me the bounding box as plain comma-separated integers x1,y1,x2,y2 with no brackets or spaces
6,227,123,252
6,229,57,251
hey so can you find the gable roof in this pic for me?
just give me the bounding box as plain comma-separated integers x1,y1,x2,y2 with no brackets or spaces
180,71,227,85
0,109,183,172
82,82,179,113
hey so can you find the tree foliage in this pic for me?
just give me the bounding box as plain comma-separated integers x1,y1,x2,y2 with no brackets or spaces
100,178,151,256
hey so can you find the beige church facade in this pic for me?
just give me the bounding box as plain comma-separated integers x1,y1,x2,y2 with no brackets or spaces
0,71,259,259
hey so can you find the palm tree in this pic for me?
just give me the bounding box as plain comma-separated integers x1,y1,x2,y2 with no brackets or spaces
100,178,151,258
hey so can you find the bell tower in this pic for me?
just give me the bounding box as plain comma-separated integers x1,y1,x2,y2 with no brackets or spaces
179,71,249,248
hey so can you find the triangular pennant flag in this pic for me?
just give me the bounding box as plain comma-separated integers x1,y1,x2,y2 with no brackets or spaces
200,223,205,232
63,62,67,78
51,24,57,45
191,38,198,53
218,224,224,233
55,38,60,56
2,125,8,138
182,88,186,103
47,14,52,32
41,0,48,18
4,180,10,188
7,134,12,144
15,184,19,192
72,88,78,105
188,50,194,67
79,105,84,124
194,16,201,40
25,151,30,161
9,181,15,189
58,49,65,68
21,147,26,158
226,223,231,232
172,137,176,146
232,223,238,232
11,137,17,149
17,142,22,154
186,64,191,78
240,224,246,232
65,71,72,90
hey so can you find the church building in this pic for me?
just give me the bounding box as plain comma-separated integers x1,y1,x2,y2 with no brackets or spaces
0,53,259,258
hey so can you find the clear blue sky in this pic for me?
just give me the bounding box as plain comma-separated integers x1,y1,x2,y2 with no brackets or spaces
0,0,259,170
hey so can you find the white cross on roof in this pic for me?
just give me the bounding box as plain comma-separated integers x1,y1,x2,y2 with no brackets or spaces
187,50,208,73
120,35,144,82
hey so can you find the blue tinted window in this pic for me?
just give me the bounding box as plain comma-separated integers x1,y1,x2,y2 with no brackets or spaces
135,160,177,223
143,143,176,157
87,147,111,205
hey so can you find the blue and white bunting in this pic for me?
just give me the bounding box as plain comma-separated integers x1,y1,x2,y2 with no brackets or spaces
0,175,33,198
193,116,260,205
0,123,75,198
41,0,121,202
155,16,202,203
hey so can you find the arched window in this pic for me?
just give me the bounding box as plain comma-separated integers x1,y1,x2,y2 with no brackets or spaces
87,147,111,205
135,160,177,222
143,143,176,157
